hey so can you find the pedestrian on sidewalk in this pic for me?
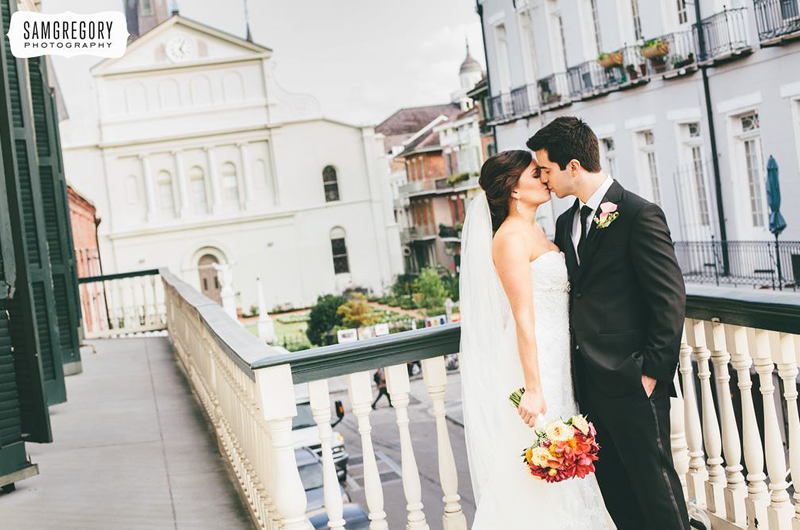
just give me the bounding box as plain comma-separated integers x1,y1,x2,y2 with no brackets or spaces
371,367,392,409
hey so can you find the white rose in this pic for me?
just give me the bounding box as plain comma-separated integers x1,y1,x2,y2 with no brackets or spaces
545,420,573,442
572,415,589,435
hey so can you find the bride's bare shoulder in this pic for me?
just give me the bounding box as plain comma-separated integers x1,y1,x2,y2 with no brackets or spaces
492,222,531,264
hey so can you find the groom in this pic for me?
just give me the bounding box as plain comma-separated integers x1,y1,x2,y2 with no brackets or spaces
529,117,689,530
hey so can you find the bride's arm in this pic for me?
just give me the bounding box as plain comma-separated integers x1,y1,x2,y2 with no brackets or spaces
493,231,546,427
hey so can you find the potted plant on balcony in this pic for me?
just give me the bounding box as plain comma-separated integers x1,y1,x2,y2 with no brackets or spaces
640,38,670,59
597,51,623,69
541,90,562,106
447,172,471,186
672,52,695,70
625,63,640,80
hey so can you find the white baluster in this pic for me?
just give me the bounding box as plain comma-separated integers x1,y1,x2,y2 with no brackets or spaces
670,371,690,494
680,323,707,506
705,321,746,525
138,276,148,327
775,333,800,530
309,379,345,530
750,328,793,530
422,356,467,530
726,324,768,530
386,364,429,530
254,365,308,529
346,370,388,529
688,319,725,517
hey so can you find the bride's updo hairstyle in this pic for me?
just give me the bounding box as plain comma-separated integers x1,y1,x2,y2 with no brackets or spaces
478,150,532,232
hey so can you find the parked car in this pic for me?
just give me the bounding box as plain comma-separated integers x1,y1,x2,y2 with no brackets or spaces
296,448,349,516
308,503,370,530
292,385,349,481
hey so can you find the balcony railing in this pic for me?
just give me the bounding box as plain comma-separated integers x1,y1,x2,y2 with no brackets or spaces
78,269,167,339
675,240,800,290
488,92,513,122
157,262,800,529
641,30,698,78
537,72,570,109
696,7,752,62
510,84,535,117
398,179,436,196
754,0,800,44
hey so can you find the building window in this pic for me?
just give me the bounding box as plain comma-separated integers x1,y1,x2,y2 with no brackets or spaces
632,0,643,41
601,137,617,178
587,0,603,56
156,170,176,219
221,162,240,205
445,151,453,176
331,228,350,274
323,165,340,202
733,111,765,228
494,23,512,92
638,130,661,205
189,166,209,215
518,9,538,83
139,0,154,16
676,0,689,25
690,146,710,226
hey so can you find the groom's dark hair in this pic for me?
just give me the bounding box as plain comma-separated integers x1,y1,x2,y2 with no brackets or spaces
526,116,601,172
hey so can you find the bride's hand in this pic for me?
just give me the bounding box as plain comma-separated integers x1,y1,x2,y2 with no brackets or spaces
518,389,547,427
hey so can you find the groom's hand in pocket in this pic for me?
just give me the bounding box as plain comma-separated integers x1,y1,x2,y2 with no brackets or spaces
519,389,547,427
642,374,658,398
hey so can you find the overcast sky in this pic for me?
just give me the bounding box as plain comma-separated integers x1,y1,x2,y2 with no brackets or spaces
43,0,485,126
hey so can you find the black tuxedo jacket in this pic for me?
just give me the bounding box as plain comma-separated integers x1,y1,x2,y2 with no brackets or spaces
554,181,685,399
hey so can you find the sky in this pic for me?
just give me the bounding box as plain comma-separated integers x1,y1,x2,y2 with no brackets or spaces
43,0,486,126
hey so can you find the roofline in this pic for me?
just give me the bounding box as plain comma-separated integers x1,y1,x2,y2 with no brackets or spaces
399,115,450,149
376,102,459,129
92,14,272,75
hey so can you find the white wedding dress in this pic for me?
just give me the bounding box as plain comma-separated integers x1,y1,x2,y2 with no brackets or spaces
459,193,610,530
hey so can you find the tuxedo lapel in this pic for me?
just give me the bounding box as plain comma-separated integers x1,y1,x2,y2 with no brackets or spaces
578,181,625,274
563,199,580,279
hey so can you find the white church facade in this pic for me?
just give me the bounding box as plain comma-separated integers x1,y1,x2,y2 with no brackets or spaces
58,15,403,311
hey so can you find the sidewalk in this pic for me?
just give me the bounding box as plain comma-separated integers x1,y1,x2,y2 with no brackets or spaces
0,337,253,530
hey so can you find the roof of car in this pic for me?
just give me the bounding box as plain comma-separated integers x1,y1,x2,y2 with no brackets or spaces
295,447,319,467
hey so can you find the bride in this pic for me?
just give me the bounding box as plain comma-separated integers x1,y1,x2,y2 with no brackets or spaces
459,150,610,529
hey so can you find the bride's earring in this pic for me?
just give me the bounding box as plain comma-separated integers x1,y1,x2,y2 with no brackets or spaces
516,198,523,214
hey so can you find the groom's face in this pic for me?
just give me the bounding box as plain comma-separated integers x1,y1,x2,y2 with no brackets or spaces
535,149,572,199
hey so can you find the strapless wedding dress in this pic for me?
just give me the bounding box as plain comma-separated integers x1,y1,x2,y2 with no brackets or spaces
467,251,611,529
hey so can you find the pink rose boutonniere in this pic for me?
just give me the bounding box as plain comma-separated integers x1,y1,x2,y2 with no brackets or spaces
593,202,619,229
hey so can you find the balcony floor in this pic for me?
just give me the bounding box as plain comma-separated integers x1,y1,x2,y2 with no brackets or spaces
0,337,253,530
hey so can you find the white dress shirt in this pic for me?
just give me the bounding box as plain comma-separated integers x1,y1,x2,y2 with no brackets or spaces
572,176,614,263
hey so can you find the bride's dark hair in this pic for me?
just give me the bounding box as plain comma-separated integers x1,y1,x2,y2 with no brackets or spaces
478,150,533,232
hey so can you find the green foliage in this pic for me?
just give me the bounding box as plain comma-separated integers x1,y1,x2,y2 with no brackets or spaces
306,294,347,346
446,171,477,186
336,292,382,329
391,273,418,299
414,266,449,309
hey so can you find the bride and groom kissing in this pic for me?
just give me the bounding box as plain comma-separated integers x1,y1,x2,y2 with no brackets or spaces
459,116,690,529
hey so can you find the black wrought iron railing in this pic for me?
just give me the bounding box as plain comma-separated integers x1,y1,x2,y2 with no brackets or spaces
695,7,751,62
754,0,800,43
510,85,533,116
641,30,698,76
488,92,513,122
537,72,569,108
675,240,800,290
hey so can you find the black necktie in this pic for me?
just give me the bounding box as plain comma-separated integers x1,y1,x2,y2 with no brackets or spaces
578,205,593,261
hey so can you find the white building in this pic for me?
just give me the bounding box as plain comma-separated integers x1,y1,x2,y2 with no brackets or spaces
57,15,403,311
477,0,800,247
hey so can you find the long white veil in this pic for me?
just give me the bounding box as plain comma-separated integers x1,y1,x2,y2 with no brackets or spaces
458,191,511,504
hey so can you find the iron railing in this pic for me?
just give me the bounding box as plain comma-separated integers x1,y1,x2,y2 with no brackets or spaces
641,30,698,76
537,72,570,109
510,84,534,116
675,240,800,290
488,92,513,122
696,7,751,62
754,0,800,43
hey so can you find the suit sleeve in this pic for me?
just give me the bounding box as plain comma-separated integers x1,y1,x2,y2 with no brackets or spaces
554,212,565,249
630,202,686,381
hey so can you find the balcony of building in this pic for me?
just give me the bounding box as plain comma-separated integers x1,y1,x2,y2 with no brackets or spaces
13,267,798,529
696,6,753,64
754,0,800,46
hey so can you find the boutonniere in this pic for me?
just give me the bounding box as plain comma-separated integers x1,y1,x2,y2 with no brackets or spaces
593,202,619,229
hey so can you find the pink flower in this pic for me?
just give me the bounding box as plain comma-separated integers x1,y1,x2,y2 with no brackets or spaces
600,202,618,214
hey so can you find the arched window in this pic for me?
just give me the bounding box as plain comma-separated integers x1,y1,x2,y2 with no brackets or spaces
221,162,240,205
323,165,340,202
330,227,349,274
189,166,209,215
197,254,222,304
156,170,176,219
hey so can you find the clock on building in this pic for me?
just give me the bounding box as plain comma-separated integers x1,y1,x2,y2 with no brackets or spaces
165,36,195,62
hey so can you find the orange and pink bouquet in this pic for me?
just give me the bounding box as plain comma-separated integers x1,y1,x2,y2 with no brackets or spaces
509,388,600,483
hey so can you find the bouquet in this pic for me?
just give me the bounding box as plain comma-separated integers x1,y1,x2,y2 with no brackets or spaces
509,388,600,483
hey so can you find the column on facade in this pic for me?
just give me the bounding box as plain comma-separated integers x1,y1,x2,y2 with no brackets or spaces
205,147,222,214
237,142,253,211
172,149,190,218
139,154,157,222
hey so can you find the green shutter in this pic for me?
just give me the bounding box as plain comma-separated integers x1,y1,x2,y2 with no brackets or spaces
1,0,65,409
29,57,81,369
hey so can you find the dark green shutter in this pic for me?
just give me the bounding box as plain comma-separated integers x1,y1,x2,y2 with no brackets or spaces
29,57,81,370
1,0,65,409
